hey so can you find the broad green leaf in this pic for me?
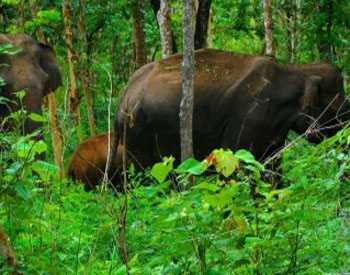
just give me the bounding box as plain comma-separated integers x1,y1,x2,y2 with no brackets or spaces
176,158,207,175
29,113,46,123
212,149,239,177
234,149,256,163
193,181,219,192
14,183,29,200
36,9,61,25
32,160,58,181
13,140,31,158
235,149,264,171
151,157,174,183
32,140,47,155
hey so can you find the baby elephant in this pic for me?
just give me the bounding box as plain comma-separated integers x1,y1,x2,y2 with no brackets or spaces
67,133,125,191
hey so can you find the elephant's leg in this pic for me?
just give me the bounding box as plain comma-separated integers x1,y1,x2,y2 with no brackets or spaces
124,131,156,169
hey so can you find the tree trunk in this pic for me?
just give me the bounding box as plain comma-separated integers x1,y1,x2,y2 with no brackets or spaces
18,0,25,31
63,0,83,142
47,94,65,179
180,0,195,161
284,0,297,63
263,0,274,56
317,1,333,61
194,0,212,49
78,0,96,136
132,1,147,68
157,0,173,58
30,0,64,179
206,4,214,48
150,0,178,53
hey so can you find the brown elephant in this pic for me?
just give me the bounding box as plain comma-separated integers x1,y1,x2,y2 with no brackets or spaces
68,133,125,191
0,33,61,134
292,63,349,142
113,49,349,168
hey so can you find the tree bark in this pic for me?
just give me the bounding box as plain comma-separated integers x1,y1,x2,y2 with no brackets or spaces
63,0,83,142
317,1,333,61
30,0,64,179
157,0,173,58
150,0,178,53
78,0,96,136
285,0,298,63
18,0,25,31
194,0,212,49
47,94,65,179
132,1,147,68
180,0,195,161
263,0,274,57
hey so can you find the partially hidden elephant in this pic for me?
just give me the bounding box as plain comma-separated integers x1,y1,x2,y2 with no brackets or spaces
114,49,349,168
292,63,349,142
0,33,61,134
68,133,125,191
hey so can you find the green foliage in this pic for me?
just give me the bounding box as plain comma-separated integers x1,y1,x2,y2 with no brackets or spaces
1,0,350,273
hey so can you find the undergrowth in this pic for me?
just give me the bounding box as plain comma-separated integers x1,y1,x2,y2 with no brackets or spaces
1,125,350,274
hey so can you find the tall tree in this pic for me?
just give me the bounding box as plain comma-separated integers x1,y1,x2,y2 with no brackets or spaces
194,0,212,49
132,0,147,68
284,0,299,63
263,0,274,56
29,0,64,178
317,1,334,61
157,0,173,58
78,0,96,136
62,0,83,142
150,0,178,53
180,0,195,161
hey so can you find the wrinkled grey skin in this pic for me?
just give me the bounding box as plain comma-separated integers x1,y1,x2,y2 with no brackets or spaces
292,63,350,143
0,33,61,134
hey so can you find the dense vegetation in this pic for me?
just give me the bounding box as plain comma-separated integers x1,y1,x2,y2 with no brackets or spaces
1,0,350,274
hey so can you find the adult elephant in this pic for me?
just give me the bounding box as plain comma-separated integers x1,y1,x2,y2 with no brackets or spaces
293,63,349,143
0,33,61,134
114,49,348,167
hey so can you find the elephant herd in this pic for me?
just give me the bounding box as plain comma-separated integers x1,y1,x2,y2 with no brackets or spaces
1,34,349,191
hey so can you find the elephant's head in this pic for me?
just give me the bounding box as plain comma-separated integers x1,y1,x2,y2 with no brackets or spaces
294,63,349,143
0,33,62,133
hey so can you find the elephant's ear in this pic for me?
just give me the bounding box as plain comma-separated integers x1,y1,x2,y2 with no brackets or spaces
38,43,62,95
301,75,322,113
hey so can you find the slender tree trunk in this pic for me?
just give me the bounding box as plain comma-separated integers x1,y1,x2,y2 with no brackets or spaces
150,0,178,53
317,1,333,61
263,0,274,56
30,0,64,178
78,0,96,136
63,0,83,142
132,1,147,68
285,0,298,63
47,94,64,179
206,3,214,48
18,0,25,31
111,35,118,96
180,0,195,161
157,0,173,58
194,0,212,49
